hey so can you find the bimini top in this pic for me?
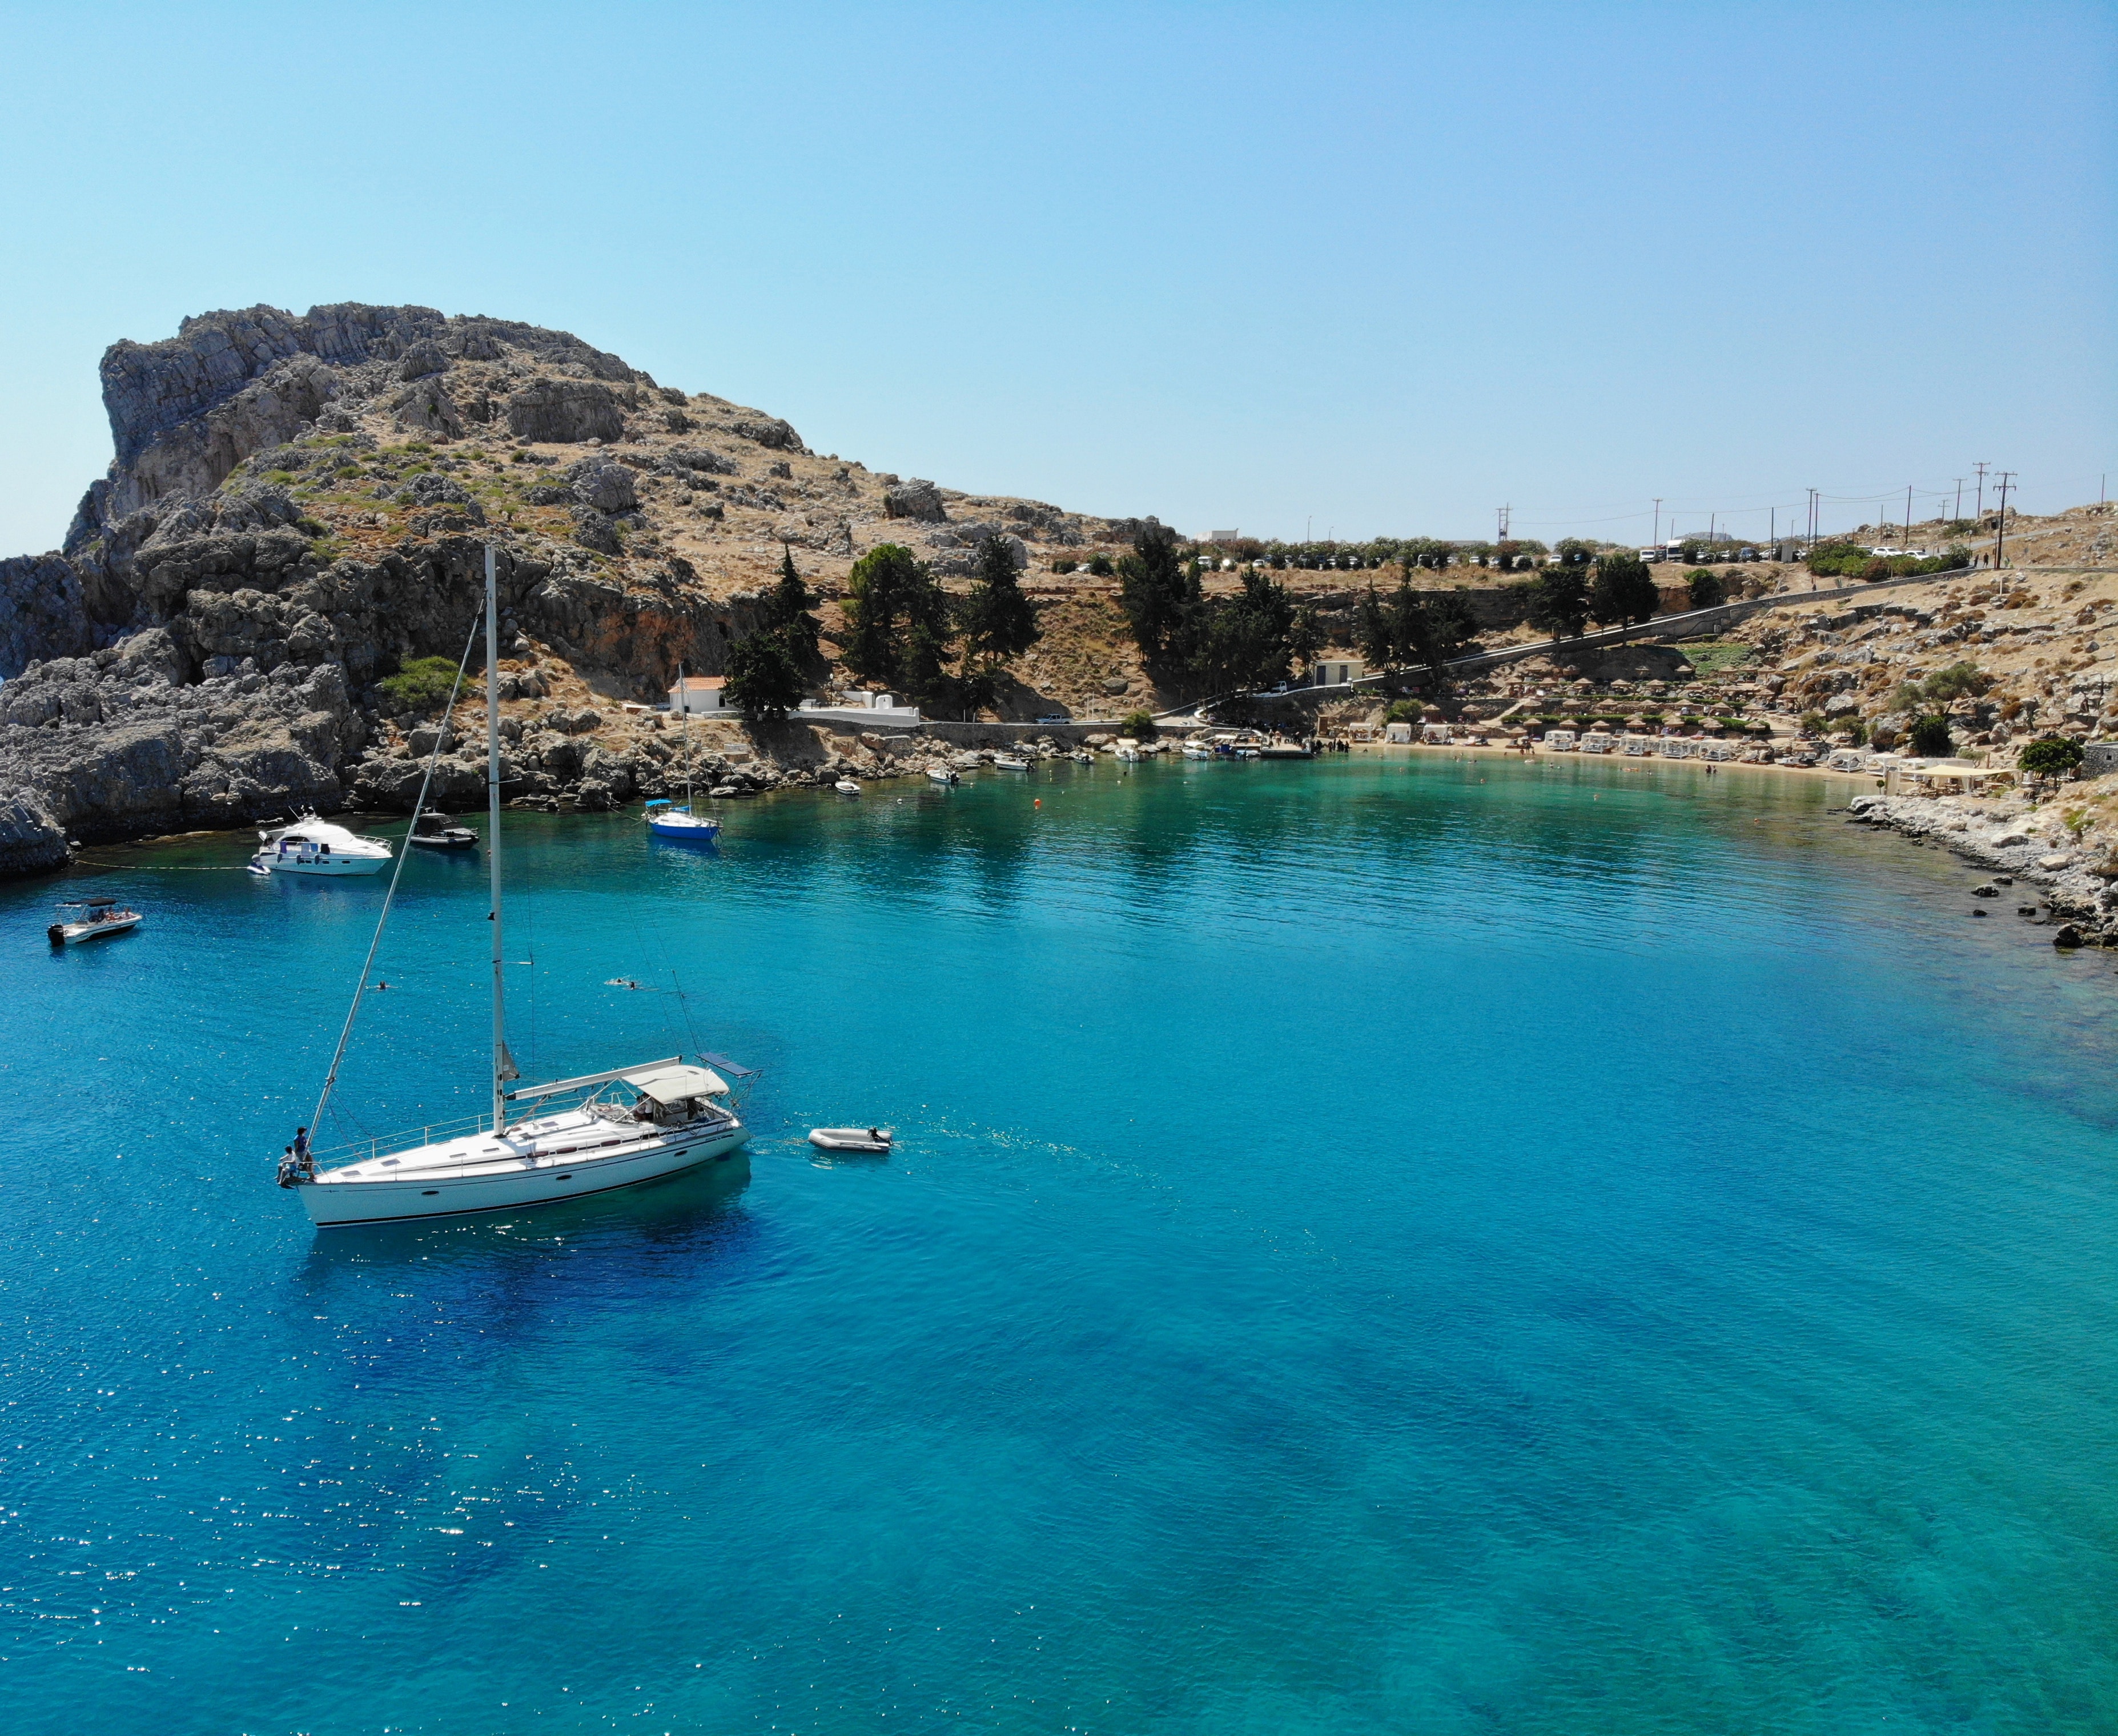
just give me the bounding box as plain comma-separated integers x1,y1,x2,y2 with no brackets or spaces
623,1062,730,1104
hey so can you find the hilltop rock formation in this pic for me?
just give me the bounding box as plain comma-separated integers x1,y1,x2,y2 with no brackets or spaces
0,302,1158,875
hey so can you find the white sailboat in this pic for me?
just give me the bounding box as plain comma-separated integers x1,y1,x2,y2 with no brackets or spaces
645,664,721,841
284,546,751,1227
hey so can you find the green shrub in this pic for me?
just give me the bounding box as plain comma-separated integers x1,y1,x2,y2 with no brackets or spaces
377,656,463,714
2017,736,2084,778
1120,709,1158,741
1908,714,1954,756
1084,553,1115,577
1050,557,1078,573
1685,568,1725,608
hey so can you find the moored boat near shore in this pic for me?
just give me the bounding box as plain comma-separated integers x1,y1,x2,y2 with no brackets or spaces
252,816,392,877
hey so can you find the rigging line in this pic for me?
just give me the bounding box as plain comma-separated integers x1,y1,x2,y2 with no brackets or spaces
307,613,484,1143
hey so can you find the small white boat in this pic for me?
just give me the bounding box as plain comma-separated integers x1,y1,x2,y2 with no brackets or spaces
834,779,862,795
1114,742,1144,762
926,767,959,786
253,815,392,876
47,897,143,946
1181,743,1215,760
990,756,1032,772
808,1127,893,1154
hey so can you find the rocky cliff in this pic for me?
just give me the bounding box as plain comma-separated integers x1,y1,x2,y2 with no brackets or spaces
0,303,1156,874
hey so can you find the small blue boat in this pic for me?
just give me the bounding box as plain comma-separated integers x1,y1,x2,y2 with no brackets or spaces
645,662,721,843
646,799,720,842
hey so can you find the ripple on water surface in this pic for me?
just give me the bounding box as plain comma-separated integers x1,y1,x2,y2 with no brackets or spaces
1,755,2113,1734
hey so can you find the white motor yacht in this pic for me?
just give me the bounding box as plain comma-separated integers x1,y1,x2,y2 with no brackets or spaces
990,755,1032,771
281,546,752,1226
253,815,392,876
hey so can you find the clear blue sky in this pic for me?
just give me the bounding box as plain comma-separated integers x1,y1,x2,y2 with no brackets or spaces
1,2,2111,554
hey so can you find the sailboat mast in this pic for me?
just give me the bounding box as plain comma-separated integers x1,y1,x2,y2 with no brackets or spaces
679,661,693,806
486,545,507,1132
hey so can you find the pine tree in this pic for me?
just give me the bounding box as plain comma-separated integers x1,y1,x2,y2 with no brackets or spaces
765,545,823,672
1589,551,1659,627
1527,569,1591,639
841,542,954,706
722,628,805,722
1116,523,1188,662
960,535,1040,666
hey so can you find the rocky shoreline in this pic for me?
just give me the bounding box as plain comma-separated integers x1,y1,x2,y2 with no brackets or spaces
1845,786,2118,947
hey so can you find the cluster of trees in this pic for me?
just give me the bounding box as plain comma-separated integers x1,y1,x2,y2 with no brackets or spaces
1354,574,1479,682
1519,550,1660,640
722,536,1040,722
1116,524,1308,698
836,536,1039,718
721,548,826,721
1190,536,1554,573
1806,542,1972,581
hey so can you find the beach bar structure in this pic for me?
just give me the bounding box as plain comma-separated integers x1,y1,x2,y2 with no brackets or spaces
1886,760,2000,795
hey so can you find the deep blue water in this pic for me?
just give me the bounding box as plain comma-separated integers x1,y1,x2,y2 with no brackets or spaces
2,753,2114,1735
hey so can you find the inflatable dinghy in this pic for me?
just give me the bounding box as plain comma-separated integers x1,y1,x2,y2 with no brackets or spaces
808,1127,893,1154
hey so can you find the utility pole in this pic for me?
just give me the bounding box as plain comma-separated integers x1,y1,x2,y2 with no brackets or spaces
1497,504,1510,540
1952,478,1964,522
1652,498,1662,548
1974,461,1989,520
1992,472,2015,568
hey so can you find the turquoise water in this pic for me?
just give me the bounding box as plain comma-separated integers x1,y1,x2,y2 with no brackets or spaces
3,753,2114,1735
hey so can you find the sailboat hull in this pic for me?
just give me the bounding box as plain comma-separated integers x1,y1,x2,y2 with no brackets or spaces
299,1120,751,1225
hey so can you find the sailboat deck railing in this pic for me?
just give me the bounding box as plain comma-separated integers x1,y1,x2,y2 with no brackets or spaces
311,1112,500,1168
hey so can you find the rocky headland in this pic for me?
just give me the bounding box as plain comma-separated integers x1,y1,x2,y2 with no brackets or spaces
0,303,1173,874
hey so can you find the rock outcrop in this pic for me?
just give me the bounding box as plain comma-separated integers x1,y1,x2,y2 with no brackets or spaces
0,300,1168,875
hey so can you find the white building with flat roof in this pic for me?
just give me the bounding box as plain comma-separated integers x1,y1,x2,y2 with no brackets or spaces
669,676,728,714
796,690,923,728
